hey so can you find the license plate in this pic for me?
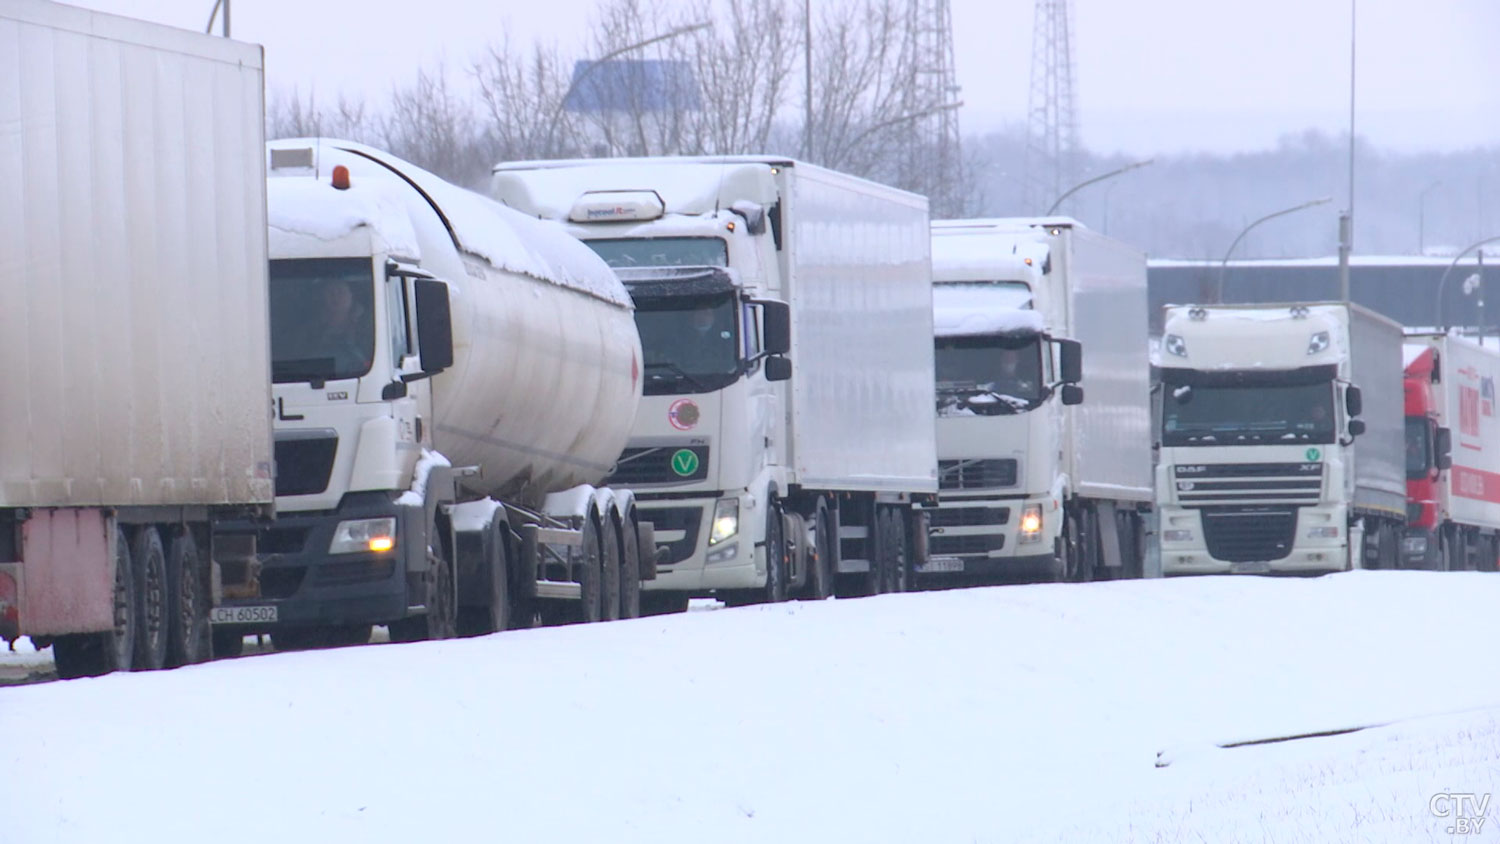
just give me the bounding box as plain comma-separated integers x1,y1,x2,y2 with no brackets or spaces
922,557,964,573
210,605,278,624
1229,561,1271,574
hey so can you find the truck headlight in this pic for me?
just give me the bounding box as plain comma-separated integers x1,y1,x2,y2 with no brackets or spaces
1162,529,1194,542
1164,334,1187,357
709,499,739,546
329,517,396,554
1307,331,1330,355
1018,504,1043,543
1306,526,1340,539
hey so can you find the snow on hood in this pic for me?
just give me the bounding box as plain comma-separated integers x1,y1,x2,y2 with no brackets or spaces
270,139,630,307
933,284,1045,337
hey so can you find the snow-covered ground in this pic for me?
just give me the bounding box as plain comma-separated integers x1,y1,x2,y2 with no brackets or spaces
5,573,1499,843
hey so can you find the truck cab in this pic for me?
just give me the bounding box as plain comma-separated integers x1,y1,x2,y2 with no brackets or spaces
1155,303,1406,574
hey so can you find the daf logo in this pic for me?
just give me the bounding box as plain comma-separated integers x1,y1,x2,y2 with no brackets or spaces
1175,465,1208,475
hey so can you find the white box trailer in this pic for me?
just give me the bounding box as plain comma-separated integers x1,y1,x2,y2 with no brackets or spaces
0,0,271,675
1403,333,1500,570
492,157,936,602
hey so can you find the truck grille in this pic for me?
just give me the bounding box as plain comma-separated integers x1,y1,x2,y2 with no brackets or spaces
274,434,338,496
938,459,1018,491
931,533,1006,555
929,507,1010,528
607,446,711,485
1201,508,1297,562
1172,463,1322,506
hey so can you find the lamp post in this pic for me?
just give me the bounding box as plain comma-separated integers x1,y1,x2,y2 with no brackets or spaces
804,0,813,160
1418,180,1442,255
204,0,229,36
1043,158,1153,217
542,21,711,157
1436,235,1500,329
1216,197,1332,302
1337,0,1357,302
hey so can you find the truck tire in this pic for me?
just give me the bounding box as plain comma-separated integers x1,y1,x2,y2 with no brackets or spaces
599,516,622,622
572,515,604,623
1065,506,1095,583
54,526,136,678
390,515,458,642
165,527,210,667
618,515,642,620
131,526,170,671
764,498,789,603
803,499,836,600
884,509,910,593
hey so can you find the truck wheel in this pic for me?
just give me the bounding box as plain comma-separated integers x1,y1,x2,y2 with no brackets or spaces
575,515,604,623
764,499,789,603
618,515,642,619
131,526,170,671
804,499,836,600
55,526,138,678
165,527,210,667
1065,507,1094,582
879,509,910,593
487,522,513,632
599,516,622,622
390,516,458,642
211,628,245,658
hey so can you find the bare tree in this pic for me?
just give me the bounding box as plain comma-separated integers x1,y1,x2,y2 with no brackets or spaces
379,66,487,187
267,87,373,142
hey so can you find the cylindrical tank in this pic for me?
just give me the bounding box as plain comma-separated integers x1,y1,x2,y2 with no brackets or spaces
307,142,642,506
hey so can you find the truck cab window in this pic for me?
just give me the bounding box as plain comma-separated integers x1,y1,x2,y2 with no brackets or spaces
935,335,1045,410
633,292,741,395
269,258,376,383
1405,416,1432,479
387,275,412,366
585,237,729,268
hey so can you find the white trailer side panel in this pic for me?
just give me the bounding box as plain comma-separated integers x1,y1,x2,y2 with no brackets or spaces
1437,336,1500,529
1058,227,1153,502
786,165,936,493
1346,304,1406,517
0,0,272,509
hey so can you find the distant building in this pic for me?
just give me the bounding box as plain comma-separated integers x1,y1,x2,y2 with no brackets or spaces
564,59,701,113
1148,256,1494,334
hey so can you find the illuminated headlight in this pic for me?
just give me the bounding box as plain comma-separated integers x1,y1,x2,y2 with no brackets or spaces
329,517,396,554
1164,334,1187,358
1307,331,1331,355
1306,526,1340,539
709,498,739,546
1018,504,1044,543
1162,529,1194,542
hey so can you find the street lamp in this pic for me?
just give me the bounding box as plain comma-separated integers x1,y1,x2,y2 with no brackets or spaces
1418,180,1442,255
204,0,229,36
1216,197,1333,302
1436,235,1500,329
1044,159,1153,217
542,21,711,157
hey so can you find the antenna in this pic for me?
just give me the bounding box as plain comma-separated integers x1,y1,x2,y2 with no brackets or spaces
1023,0,1079,215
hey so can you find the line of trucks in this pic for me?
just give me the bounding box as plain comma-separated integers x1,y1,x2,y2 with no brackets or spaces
4,1,1495,679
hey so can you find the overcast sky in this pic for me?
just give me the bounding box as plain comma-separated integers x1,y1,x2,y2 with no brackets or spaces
59,0,1500,155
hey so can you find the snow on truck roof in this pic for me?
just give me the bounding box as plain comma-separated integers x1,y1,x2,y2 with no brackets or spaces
932,284,1045,338
267,139,630,307
931,226,1050,282
491,158,782,220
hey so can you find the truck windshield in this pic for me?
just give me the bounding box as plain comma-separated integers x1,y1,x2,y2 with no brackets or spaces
269,258,376,384
632,292,741,396
1162,382,1336,446
934,335,1044,414
1405,416,1432,479
586,237,729,268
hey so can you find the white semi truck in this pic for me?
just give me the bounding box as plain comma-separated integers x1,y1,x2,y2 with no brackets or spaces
209,139,654,649
491,157,938,605
1156,302,1406,574
921,219,1153,582
0,0,273,676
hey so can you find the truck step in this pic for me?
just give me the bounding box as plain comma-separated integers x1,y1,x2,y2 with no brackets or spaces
837,558,871,574
535,580,582,600
838,526,870,540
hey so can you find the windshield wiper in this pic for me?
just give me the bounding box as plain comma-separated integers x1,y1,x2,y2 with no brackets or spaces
938,388,1033,416
644,360,710,392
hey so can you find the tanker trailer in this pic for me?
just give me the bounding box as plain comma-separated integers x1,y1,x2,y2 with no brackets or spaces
212,139,653,651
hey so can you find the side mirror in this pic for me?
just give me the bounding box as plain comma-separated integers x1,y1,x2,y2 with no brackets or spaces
414,279,454,375
1057,338,1083,384
1435,426,1453,470
1347,418,1366,437
1061,384,1084,405
382,381,409,400
730,202,767,235
759,300,791,356
1344,384,1363,418
765,356,792,382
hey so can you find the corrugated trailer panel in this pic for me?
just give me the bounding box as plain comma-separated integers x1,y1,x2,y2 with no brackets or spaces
1061,227,1153,502
1348,304,1407,516
1438,336,1500,529
786,165,937,494
0,0,272,509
